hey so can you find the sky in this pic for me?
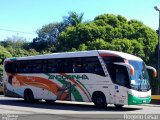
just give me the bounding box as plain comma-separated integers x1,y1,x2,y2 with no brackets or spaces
0,0,160,41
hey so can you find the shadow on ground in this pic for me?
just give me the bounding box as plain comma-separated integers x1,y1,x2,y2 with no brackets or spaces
0,97,142,112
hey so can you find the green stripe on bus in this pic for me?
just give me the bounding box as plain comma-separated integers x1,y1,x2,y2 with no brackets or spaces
128,93,151,105
76,80,91,99
71,87,83,101
45,73,83,101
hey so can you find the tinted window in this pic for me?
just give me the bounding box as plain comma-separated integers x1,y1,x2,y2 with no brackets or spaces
17,60,46,73
5,56,104,76
107,64,130,88
48,59,63,73
32,60,43,73
5,61,17,73
72,58,82,73
83,57,105,76
61,58,82,73
63,58,73,73
17,61,32,73
102,56,124,64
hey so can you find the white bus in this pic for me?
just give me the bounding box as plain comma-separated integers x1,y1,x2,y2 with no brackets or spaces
3,50,157,108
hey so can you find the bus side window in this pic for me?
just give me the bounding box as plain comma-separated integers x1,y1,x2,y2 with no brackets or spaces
83,57,105,76
63,58,73,73
115,66,130,88
72,58,82,73
47,59,63,73
17,61,24,73
5,61,17,73
106,63,116,82
107,64,130,87
24,64,32,73
94,64,104,75
32,60,44,73
17,61,32,73
42,60,47,73
48,59,56,73
116,68,126,86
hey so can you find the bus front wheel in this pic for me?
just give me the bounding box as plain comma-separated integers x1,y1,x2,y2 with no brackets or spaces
114,104,124,108
24,89,35,103
92,92,107,108
45,100,55,104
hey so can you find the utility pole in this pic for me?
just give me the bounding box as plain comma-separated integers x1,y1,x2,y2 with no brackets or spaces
154,6,160,94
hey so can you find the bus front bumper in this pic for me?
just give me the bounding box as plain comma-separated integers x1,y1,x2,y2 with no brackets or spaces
128,93,151,105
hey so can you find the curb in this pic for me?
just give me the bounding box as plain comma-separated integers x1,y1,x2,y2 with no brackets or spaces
151,95,160,104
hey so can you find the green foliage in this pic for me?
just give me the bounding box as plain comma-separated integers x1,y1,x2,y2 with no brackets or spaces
0,64,2,84
0,45,12,83
56,14,158,64
94,14,120,27
86,39,111,50
77,44,88,51
63,11,84,26
1,36,27,48
0,45,12,64
111,39,145,58
6,47,39,57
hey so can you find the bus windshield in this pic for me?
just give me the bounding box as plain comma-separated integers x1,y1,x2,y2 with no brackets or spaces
128,60,150,91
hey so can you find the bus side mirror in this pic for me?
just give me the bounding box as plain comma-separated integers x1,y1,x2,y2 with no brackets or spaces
146,66,157,78
113,62,134,76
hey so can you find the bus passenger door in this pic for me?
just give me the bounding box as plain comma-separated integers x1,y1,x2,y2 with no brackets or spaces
107,64,129,105
114,65,129,105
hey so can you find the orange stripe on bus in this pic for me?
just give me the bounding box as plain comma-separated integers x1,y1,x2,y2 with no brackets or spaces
60,73,91,101
9,74,68,99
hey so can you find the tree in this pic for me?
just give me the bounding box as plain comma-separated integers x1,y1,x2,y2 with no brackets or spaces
0,45,12,81
30,11,84,52
0,35,28,49
63,11,84,26
86,39,111,50
0,45,12,64
111,39,145,59
29,22,64,52
56,14,158,64
94,14,120,27
0,36,40,57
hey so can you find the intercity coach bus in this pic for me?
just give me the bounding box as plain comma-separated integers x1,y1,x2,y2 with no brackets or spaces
3,50,157,108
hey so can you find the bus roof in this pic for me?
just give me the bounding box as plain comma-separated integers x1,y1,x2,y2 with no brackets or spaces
5,50,142,61
98,50,142,61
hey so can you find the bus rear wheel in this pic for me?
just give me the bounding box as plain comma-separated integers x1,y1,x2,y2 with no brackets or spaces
24,89,35,103
92,92,107,108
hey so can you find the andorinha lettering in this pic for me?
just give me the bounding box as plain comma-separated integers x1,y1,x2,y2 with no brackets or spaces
48,74,89,81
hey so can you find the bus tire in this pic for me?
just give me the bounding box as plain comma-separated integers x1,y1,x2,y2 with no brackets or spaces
45,100,55,104
24,89,35,103
92,92,107,108
114,104,124,108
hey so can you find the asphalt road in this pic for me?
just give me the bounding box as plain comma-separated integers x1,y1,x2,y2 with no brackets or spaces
0,95,160,120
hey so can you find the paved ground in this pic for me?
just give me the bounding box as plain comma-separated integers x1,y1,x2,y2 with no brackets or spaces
0,95,160,120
